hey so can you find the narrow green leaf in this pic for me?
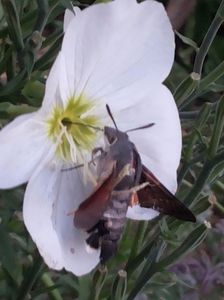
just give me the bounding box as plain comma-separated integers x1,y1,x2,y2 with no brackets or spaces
208,95,224,158
127,225,207,300
175,31,198,51
0,102,37,118
126,240,164,300
0,69,26,98
59,0,74,10
16,255,44,300
78,274,92,300
174,73,200,106
0,225,22,284
112,270,127,300
90,266,108,300
34,0,49,33
22,80,45,106
193,0,224,75
157,224,207,268
41,273,63,300
178,102,212,183
1,0,24,51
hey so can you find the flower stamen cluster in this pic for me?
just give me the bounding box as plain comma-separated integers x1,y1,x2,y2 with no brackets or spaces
47,95,101,164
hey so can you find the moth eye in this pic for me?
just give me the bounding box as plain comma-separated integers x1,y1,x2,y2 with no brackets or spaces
108,136,117,145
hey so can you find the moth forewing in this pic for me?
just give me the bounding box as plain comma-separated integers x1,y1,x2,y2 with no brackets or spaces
73,120,196,265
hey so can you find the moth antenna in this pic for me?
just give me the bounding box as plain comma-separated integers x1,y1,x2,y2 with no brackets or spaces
106,104,118,130
126,123,155,133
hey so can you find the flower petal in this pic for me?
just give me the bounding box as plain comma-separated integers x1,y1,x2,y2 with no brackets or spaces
24,161,100,275
0,112,51,189
61,0,174,104
41,52,71,114
115,84,181,193
64,7,81,32
127,205,159,221
23,163,63,270
120,85,181,220
52,168,100,276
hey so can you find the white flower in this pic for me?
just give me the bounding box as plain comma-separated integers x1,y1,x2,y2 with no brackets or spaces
0,0,181,275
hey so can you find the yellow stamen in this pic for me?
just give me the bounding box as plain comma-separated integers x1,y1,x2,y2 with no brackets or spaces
46,95,101,164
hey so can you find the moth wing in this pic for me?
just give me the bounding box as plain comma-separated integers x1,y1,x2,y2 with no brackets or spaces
74,161,117,230
137,165,196,222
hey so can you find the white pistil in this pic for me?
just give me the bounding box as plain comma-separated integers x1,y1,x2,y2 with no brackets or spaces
59,121,77,163
66,132,77,163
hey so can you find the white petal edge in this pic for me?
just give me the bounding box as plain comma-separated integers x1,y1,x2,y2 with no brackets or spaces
115,84,181,193
61,0,174,104
0,112,51,189
116,84,181,220
23,160,64,270
24,159,100,275
127,205,159,221
52,167,100,276
64,7,81,32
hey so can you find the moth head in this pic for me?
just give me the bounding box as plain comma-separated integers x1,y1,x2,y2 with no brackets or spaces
104,126,128,145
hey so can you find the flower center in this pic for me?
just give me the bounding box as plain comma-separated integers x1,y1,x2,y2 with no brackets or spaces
47,95,101,163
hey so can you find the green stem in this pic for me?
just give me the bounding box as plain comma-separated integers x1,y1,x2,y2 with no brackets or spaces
111,270,127,300
193,0,224,75
41,273,63,300
89,266,107,300
214,200,224,214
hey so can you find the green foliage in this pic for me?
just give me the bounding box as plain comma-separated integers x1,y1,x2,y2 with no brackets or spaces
0,0,224,299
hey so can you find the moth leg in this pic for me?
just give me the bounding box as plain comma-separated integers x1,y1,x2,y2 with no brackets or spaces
86,220,109,251
112,182,149,197
86,233,100,249
130,192,139,207
92,147,106,165
100,240,117,264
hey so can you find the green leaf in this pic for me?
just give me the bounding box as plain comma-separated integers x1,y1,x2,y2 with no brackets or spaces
0,225,22,284
127,225,207,300
90,266,108,300
0,102,37,118
22,80,45,106
0,69,26,98
174,73,200,107
34,0,49,33
208,95,224,158
111,270,127,300
16,255,44,300
175,31,199,51
59,0,74,10
1,0,24,51
157,224,207,268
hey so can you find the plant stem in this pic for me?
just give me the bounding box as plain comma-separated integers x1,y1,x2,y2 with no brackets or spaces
41,273,63,300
